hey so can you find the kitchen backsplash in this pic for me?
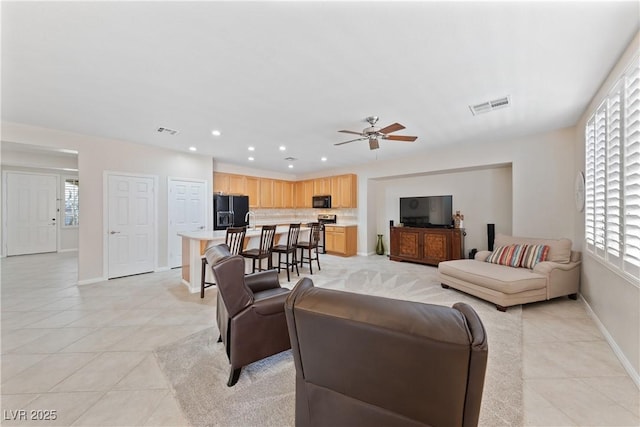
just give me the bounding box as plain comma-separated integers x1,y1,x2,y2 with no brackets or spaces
252,208,358,225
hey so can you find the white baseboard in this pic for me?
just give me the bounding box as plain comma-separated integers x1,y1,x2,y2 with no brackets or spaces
58,248,78,253
77,277,107,286
581,296,640,389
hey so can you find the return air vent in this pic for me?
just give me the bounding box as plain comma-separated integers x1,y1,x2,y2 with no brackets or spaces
469,96,511,116
156,126,179,135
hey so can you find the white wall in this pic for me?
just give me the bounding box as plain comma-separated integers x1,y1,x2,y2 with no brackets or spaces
573,32,639,383
1,122,213,283
373,165,512,255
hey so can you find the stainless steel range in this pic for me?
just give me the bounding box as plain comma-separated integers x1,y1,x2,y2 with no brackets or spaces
317,214,337,254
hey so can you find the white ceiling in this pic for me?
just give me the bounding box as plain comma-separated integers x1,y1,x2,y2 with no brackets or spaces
2,1,638,175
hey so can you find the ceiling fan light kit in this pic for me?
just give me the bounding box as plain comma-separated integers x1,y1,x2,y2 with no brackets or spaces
336,116,418,150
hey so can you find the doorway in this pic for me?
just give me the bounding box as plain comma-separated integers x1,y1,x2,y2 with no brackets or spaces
167,178,207,269
4,171,58,256
106,173,157,279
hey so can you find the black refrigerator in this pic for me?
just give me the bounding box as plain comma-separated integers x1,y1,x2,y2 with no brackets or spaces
214,195,250,230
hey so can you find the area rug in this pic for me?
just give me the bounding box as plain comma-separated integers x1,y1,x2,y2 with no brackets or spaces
155,256,523,427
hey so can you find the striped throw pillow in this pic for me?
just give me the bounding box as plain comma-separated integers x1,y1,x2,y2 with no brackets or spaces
486,245,525,267
519,244,550,269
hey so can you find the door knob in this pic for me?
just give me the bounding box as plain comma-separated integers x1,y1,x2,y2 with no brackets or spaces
110,231,121,234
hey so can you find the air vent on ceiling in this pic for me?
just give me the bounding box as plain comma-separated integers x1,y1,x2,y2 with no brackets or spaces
284,157,298,161
156,126,179,135
469,96,511,116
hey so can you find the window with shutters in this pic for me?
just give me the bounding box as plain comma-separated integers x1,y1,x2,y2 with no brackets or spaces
584,56,640,281
63,177,79,227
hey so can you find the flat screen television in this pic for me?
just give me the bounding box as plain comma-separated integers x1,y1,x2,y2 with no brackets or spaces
400,195,453,228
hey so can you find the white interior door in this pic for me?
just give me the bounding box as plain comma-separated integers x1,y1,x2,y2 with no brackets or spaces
6,172,58,256
168,179,207,268
107,174,156,278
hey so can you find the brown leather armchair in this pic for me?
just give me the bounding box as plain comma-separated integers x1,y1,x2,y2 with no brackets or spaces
285,278,488,427
206,244,291,386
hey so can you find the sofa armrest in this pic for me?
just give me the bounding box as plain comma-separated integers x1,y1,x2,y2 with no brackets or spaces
533,260,581,299
533,260,580,274
245,270,281,293
475,250,492,262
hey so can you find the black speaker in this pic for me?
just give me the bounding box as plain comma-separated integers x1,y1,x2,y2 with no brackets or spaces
487,224,495,251
389,220,394,227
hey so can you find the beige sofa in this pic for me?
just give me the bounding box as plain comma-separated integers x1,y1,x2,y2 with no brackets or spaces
438,234,581,311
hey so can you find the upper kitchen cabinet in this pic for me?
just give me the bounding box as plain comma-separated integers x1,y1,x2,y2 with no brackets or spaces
259,178,274,208
295,180,314,208
246,176,260,208
313,177,331,196
282,181,295,208
213,172,246,195
331,174,358,208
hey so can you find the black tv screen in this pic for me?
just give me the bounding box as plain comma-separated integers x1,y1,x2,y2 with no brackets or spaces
400,195,453,228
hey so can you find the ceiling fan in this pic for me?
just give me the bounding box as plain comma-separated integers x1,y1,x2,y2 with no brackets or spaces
335,116,418,150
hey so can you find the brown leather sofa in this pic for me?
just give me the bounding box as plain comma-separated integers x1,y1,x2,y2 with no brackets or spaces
285,278,488,427
206,244,291,386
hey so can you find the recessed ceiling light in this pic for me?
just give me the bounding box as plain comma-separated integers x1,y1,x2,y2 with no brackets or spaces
321,157,327,162
248,156,254,161
288,164,293,169
279,146,286,151
248,146,255,151
211,130,221,136
189,146,197,152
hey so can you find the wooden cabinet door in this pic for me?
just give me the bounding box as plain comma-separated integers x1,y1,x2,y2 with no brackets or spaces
324,229,336,252
259,178,274,208
213,173,229,194
392,228,422,261
302,180,314,208
283,181,294,208
294,181,305,208
246,177,260,208
331,174,357,208
334,230,346,253
273,180,284,208
314,178,331,196
228,174,246,195
423,231,450,265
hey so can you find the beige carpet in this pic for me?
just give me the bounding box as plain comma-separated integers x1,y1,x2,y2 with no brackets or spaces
155,256,523,427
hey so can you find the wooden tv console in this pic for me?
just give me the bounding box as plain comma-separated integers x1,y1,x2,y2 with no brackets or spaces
389,226,465,266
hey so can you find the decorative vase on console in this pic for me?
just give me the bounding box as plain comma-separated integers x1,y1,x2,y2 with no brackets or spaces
376,234,385,255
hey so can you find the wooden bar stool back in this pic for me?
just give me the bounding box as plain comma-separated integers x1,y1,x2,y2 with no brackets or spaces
241,225,277,273
201,226,247,298
273,223,301,281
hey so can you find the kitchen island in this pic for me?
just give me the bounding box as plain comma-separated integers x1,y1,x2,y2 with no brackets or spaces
178,226,309,293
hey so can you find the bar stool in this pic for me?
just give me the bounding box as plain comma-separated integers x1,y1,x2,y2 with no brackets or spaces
297,222,321,274
272,223,301,281
241,225,277,273
201,226,246,298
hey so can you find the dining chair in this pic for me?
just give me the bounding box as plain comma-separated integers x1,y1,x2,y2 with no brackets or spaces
297,222,321,274
201,226,247,298
241,225,277,273
272,223,301,281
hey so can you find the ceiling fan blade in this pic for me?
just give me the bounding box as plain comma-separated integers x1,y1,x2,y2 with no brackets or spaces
369,138,380,150
378,122,405,134
334,137,367,146
384,135,418,142
338,130,364,136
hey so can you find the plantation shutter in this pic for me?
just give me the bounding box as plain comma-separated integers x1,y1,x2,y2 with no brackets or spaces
585,119,596,247
594,104,607,255
606,86,622,264
623,64,640,277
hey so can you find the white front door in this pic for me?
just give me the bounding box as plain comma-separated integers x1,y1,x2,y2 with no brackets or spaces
168,179,207,268
107,174,156,279
5,172,58,256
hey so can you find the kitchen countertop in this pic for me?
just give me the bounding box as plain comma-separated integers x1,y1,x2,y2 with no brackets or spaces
178,225,309,241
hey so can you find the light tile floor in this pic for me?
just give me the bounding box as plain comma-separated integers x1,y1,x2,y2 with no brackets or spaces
1,251,638,426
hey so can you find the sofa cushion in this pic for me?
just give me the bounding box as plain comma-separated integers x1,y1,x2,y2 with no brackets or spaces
494,234,572,263
519,244,550,269
439,259,547,294
486,245,525,267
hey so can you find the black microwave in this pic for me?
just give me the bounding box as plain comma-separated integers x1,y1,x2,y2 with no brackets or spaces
312,195,331,209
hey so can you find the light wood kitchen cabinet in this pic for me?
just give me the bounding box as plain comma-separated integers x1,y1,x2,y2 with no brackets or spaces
228,174,246,194
330,174,358,208
295,180,314,208
213,172,230,194
324,225,357,256
246,177,260,208
273,180,284,208
313,177,332,196
259,178,274,208
283,181,294,208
